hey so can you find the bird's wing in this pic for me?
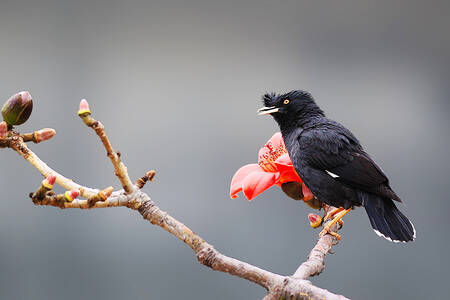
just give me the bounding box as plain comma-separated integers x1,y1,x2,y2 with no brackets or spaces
298,126,395,197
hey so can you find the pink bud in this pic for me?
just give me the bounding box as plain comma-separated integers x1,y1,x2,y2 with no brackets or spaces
308,213,323,228
34,128,56,143
64,189,80,202
42,173,56,189
46,174,56,185
69,189,80,199
308,213,320,223
78,99,91,116
79,99,90,111
0,121,7,138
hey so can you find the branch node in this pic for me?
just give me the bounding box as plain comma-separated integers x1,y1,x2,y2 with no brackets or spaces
138,199,157,221
32,175,56,200
196,245,219,268
87,186,114,207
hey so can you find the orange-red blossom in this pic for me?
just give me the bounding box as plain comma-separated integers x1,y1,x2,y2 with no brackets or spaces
230,133,322,227
230,132,314,201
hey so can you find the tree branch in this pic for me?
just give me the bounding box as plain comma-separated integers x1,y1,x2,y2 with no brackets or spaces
1,99,350,300
293,207,341,280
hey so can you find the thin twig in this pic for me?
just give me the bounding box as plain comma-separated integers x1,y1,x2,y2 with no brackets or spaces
78,101,135,194
32,190,136,209
7,135,99,198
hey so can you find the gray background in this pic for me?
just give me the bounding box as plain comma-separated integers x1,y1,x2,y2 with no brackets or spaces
0,0,449,299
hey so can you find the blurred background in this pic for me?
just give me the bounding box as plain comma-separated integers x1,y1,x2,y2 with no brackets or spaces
0,0,449,299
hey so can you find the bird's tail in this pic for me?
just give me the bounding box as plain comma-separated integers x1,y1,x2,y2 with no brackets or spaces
363,194,416,242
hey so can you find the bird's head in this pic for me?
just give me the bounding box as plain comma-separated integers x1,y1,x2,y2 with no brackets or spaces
258,90,324,128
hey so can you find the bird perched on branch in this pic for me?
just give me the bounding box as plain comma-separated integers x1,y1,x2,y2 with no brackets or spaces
258,90,415,242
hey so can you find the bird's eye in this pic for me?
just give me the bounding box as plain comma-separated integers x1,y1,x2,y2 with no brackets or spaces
283,99,290,105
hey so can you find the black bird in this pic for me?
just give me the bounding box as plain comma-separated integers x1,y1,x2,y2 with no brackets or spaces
258,90,415,242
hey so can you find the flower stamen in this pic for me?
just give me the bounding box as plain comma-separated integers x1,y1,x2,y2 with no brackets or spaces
258,140,288,172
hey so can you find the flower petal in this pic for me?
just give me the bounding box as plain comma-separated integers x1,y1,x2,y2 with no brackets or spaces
274,153,292,167
268,132,285,149
279,169,302,184
275,153,301,182
258,133,284,161
230,164,262,199
257,145,271,163
274,153,304,184
242,171,278,201
258,132,286,163
302,183,314,201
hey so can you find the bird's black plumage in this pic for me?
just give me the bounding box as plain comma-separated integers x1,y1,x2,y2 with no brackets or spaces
260,90,415,242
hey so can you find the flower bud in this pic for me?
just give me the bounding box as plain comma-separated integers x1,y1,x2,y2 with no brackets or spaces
78,99,91,116
0,121,7,138
64,189,80,202
42,174,56,189
2,91,33,126
34,128,56,143
308,213,323,228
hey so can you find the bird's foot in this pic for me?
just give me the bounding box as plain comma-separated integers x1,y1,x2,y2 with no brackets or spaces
323,207,344,222
319,226,341,240
318,208,351,240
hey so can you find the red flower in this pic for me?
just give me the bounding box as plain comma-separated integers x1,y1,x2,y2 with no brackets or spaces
230,132,314,201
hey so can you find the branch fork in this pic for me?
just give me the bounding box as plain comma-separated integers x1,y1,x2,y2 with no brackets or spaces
2,98,349,300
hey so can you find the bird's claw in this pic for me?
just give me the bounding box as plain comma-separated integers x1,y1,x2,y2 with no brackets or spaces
318,207,351,240
319,226,341,240
323,207,344,222
337,219,344,229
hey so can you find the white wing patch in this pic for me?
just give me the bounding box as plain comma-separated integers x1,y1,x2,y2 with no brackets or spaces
326,170,339,178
